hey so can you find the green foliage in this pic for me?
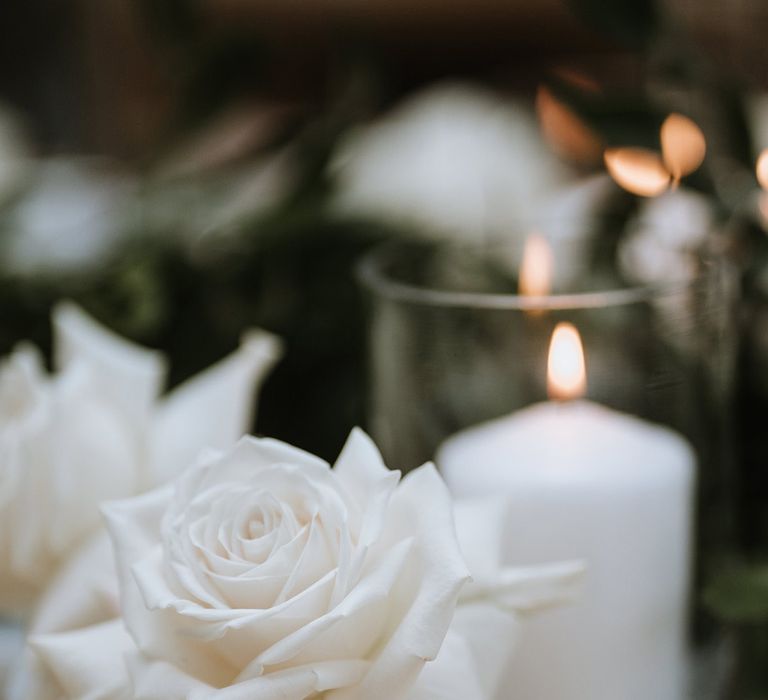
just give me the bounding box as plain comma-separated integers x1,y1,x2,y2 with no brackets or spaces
704,566,768,623
0,206,395,464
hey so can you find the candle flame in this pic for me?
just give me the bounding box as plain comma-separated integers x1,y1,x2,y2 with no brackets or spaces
547,322,586,401
757,149,768,190
519,233,554,297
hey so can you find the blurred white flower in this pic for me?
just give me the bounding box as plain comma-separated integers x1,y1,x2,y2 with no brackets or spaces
25,431,581,700
0,302,281,613
331,83,572,244
4,159,136,276
618,188,714,285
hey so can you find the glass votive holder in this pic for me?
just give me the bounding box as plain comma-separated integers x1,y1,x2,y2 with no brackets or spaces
358,238,738,700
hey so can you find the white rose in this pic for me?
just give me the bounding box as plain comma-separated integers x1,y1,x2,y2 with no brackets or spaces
331,83,572,245
0,302,280,611
5,159,136,277
29,430,582,700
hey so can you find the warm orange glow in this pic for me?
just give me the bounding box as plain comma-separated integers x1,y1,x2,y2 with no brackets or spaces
519,233,554,297
547,322,587,401
660,113,706,183
757,149,768,190
605,114,705,196
550,67,601,93
604,147,670,197
536,86,603,165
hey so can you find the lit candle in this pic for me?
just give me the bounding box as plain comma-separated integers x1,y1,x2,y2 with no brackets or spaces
518,232,554,299
438,323,695,700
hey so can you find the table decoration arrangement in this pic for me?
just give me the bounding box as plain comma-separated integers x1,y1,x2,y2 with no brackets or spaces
4,2,768,696
19,429,582,700
0,305,584,699
528,6,768,688
358,224,735,698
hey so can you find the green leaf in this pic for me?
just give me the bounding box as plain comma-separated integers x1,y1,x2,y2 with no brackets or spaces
704,566,768,623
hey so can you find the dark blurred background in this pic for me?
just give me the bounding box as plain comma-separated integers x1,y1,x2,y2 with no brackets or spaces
0,0,764,464
8,0,762,157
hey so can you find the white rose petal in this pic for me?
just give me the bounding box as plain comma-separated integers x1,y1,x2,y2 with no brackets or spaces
451,498,584,699
32,531,119,636
31,620,133,699
5,532,122,700
404,629,485,700
52,302,166,443
0,303,280,614
150,329,281,485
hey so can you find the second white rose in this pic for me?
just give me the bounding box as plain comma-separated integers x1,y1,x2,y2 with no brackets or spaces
0,302,281,612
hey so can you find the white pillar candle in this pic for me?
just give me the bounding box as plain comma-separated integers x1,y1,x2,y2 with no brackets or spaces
438,323,695,700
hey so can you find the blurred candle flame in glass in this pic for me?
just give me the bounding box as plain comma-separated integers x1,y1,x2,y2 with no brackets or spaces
548,322,587,401
519,232,554,297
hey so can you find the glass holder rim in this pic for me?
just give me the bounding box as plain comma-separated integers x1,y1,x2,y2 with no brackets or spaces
357,240,721,312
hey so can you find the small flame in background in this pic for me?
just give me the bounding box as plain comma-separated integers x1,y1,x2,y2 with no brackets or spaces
604,113,706,197
548,322,587,401
519,233,554,297
757,149,768,190
755,149,768,224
